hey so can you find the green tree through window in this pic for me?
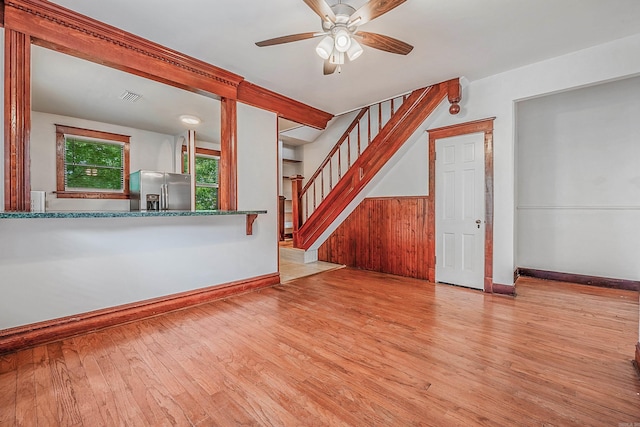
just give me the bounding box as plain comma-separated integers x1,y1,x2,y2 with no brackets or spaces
183,149,219,210
55,124,131,199
65,138,124,190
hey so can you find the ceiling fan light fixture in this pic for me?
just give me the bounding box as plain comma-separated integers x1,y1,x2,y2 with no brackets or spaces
329,51,345,65
333,28,352,53
347,39,363,61
315,35,334,59
347,16,362,27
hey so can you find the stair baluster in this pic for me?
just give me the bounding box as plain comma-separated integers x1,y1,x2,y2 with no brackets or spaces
290,80,458,250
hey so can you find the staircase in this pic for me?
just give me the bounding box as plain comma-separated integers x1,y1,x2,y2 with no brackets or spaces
291,78,460,250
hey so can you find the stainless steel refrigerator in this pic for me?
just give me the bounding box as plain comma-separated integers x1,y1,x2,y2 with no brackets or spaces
130,170,191,211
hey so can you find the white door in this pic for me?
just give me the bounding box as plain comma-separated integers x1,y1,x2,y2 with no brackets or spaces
435,133,485,290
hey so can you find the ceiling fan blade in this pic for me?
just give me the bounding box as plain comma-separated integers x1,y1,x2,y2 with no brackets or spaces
323,60,338,75
256,32,320,47
303,0,336,23
355,31,413,55
349,0,406,26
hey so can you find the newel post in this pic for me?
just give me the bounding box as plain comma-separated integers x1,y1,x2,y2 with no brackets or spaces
289,175,304,247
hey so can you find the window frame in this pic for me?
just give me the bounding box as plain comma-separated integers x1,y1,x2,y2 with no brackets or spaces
55,124,131,199
182,146,220,209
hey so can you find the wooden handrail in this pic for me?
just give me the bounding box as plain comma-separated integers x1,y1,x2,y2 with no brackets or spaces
300,106,369,196
298,94,411,223
295,82,450,250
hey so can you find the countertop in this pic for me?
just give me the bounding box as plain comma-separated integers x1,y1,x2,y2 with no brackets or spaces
0,210,267,219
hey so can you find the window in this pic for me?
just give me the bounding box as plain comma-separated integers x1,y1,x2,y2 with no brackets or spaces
55,125,130,199
182,147,220,210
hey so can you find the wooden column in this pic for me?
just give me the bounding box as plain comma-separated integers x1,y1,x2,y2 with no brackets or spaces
4,29,31,211
278,195,286,241
219,98,237,210
289,175,304,248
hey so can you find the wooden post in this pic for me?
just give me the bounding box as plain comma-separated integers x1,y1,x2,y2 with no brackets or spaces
447,78,461,115
188,129,196,211
278,195,286,241
219,98,237,210
4,29,31,211
289,175,304,248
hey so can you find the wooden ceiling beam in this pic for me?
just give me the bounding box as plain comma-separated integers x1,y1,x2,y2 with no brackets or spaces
4,0,242,99
238,81,333,130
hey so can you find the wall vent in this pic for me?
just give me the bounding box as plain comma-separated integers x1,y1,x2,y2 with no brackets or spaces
119,90,142,103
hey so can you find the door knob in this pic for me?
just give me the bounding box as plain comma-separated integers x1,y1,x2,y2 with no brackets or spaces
476,219,482,229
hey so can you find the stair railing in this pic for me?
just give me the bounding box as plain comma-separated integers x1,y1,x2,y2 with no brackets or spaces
297,94,409,223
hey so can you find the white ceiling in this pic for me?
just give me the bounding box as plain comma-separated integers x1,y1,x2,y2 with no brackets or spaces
47,0,640,117
32,46,222,143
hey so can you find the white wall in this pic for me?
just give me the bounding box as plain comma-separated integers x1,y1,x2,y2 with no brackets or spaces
236,102,279,273
0,103,279,330
516,76,640,280
0,29,4,212
301,110,360,181
426,33,640,287
31,111,176,211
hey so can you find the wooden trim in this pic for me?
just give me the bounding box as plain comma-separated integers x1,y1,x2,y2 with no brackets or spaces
180,145,221,157
428,118,496,139
492,283,516,296
517,268,640,291
55,124,130,143
0,272,281,355
366,196,430,201
219,98,238,210
290,175,304,247
4,28,31,211
428,118,496,292
55,124,131,199
238,81,333,130
54,191,129,200
297,82,449,250
5,0,243,98
246,213,258,235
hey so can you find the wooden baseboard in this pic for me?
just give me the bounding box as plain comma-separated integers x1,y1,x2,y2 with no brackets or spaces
0,273,280,355
492,283,516,296
517,268,639,291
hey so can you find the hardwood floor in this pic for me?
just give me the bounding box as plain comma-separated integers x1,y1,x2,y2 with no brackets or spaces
1,269,638,426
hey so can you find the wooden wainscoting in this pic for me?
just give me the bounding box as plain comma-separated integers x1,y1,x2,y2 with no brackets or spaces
318,197,430,279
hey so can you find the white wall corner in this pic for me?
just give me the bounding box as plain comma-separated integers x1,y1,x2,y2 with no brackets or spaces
303,249,318,264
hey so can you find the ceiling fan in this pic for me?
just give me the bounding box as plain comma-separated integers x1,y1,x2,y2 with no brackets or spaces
255,0,413,75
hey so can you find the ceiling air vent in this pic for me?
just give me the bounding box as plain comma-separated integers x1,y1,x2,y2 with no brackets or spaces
119,90,142,103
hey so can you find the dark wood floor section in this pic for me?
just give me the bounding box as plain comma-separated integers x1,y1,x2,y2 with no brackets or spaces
1,269,638,426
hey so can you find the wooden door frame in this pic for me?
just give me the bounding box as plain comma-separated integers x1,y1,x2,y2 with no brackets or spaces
428,118,495,292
